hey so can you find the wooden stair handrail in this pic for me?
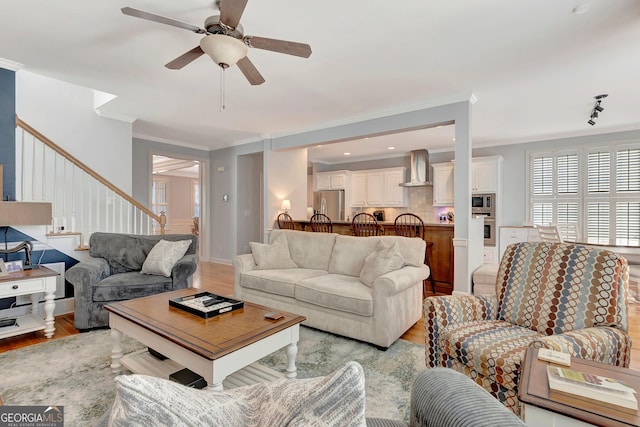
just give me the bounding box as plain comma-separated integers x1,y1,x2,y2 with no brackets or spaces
16,116,165,234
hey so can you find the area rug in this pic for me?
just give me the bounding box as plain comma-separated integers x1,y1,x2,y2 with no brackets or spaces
0,327,425,426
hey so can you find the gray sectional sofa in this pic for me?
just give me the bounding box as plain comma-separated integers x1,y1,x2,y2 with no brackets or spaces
233,230,429,348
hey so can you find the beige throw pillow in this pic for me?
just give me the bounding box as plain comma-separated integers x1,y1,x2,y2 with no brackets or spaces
250,234,297,270
359,240,405,286
140,239,191,277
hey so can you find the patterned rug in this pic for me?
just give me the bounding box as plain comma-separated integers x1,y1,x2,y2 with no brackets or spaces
0,327,425,426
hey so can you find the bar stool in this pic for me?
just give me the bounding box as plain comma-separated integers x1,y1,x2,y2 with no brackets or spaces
309,213,333,233
394,213,436,297
277,213,295,230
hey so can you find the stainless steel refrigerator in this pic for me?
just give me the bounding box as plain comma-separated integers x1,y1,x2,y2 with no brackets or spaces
313,190,345,221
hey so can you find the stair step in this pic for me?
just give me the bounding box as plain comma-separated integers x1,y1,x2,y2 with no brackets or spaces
47,231,82,237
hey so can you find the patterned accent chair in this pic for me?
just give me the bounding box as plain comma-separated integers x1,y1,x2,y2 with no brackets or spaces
424,242,631,415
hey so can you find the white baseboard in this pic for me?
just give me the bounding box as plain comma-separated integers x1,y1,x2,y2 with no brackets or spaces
208,258,232,265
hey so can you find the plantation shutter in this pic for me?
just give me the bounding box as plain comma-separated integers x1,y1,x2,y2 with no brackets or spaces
616,148,640,192
557,154,578,194
532,156,553,195
587,151,610,193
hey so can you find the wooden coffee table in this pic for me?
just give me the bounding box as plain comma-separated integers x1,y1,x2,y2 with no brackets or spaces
105,288,306,390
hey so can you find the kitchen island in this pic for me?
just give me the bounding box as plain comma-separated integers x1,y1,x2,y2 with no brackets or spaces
289,219,454,295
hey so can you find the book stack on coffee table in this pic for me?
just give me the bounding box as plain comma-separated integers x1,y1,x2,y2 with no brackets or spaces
547,365,638,415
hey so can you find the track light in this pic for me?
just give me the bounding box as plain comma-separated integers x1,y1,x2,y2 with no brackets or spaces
587,94,608,126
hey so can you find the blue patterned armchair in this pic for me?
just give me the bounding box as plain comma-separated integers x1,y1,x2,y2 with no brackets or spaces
424,242,631,415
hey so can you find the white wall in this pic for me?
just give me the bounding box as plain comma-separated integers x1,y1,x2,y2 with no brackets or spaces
16,70,133,192
265,147,308,232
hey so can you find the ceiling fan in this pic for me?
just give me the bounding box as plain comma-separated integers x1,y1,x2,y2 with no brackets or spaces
121,0,312,86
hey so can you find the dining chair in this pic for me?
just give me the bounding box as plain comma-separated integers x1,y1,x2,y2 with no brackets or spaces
277,213,295,230
535,224,563,243
351,212,380,236
309,213,333,233
394,213,436,297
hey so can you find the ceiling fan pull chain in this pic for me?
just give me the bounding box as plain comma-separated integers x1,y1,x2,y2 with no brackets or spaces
220,65,226,111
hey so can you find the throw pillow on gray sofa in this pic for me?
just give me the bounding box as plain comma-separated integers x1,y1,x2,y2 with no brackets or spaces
141,239,192,277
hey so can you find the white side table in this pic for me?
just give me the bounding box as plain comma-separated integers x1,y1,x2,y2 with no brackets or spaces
0,266,58,339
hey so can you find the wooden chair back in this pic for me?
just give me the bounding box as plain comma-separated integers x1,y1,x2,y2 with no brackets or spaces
351,212,380,236
277,213,295,230
535,224,563,243
310,213,333,233
394,213,425,239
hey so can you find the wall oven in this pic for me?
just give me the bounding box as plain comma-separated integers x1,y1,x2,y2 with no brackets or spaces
483,218,496,247
471,193,496,246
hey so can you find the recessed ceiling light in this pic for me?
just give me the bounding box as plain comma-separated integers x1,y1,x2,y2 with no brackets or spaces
572,4,590,14
344,152,351,156
388,146,395,150
452,137,456,141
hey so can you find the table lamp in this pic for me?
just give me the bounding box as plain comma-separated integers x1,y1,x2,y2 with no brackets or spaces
281,199,291,213
0,201,52,269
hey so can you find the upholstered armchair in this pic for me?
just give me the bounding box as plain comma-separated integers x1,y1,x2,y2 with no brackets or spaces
67,232,198,330
424,242,630,415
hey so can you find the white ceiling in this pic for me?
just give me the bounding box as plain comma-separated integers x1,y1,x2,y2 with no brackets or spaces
2,1,640,164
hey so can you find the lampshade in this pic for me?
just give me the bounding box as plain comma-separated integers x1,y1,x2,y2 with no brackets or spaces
199,34,248,68
0,202,52,226
281,199,291,211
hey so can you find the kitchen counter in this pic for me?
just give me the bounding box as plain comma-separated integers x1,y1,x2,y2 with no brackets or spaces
293,219,454,227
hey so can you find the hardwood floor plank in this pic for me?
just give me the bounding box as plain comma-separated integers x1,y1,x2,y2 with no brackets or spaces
2,261,638,372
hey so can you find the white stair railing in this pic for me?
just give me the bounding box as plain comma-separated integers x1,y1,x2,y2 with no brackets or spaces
15,117,165,247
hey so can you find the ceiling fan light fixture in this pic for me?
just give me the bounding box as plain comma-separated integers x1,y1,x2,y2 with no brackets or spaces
200,34,248,68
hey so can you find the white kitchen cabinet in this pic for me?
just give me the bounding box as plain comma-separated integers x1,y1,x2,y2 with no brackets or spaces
351,173,367,207
472,156,502,193
315,171,348,190
432,162,454,206
349,167,407,207
383,169,407,206
366,172,384,206
499,226,540,259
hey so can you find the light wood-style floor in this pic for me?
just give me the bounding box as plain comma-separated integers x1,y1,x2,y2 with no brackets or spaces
1,261,639,371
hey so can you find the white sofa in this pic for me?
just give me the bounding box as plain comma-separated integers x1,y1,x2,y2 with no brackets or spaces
233,230,429,348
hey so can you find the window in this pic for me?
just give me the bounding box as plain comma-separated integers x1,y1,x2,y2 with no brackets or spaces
528,144,640,246
152,178,168,229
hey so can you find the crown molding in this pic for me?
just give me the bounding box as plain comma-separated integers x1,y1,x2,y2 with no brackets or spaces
0,57,23,71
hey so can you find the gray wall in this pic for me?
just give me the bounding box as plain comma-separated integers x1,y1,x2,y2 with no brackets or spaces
209,140,264,261
237,152,263,255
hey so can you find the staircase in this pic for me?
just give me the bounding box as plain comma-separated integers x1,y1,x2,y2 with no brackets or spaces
13,117,164,260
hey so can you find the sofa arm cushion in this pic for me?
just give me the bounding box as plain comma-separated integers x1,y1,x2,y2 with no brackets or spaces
410,368,526,427
530,326,632,367
66,257,110,289
372,265,428,296
233,253,256,273
424,295,498,367
171,254,198,289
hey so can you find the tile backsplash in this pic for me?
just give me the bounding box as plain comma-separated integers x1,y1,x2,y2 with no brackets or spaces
352,186,454,224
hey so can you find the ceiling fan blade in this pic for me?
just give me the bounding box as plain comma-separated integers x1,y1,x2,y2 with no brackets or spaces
121,7,206,34
219,0,248,30
244,36,312,58
237,57,265,85
165,46,205,70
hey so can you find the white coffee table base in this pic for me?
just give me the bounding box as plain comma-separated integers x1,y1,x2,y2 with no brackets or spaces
109,314,300,390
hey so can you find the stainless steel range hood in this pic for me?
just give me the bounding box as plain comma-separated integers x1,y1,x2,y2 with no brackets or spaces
400,149,432,187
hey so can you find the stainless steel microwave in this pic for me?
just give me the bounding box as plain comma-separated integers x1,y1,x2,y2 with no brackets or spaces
471,193,495,217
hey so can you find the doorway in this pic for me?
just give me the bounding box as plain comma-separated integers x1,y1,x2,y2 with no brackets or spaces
152,155,205,255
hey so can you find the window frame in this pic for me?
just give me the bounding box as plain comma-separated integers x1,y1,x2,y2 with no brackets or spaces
526,141,640,246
